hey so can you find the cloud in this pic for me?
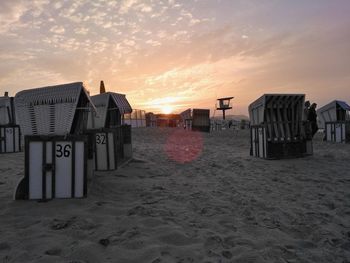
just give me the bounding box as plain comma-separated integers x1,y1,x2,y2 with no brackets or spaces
1,0,350,114
0,1,30,33
74,27,89,35
49,25,65,34
119,0,139,14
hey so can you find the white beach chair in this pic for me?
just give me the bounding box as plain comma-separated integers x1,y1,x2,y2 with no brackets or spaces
14,82,96,200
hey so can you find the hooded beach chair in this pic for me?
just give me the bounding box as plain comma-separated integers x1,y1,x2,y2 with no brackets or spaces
14,82,96,200
86,92,133,171
317,100,350,143
249,94,311,159
0,94,21,153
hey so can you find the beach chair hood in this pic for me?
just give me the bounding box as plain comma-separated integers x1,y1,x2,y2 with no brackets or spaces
88,92,132,129
14,82,96,136
317,100,350,128
249,94,305,125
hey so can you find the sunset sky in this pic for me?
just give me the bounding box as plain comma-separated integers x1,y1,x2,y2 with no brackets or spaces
1,0,350,115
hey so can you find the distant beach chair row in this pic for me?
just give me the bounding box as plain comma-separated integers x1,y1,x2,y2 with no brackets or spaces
0,81,133,200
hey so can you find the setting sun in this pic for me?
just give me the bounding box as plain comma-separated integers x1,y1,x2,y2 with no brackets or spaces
161,105,173,114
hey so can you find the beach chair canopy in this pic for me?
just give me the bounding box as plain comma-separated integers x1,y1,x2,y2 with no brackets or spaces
0,96,15,125
249,94,305,126
180,109,192,120
317,100,350,128
87,92,132,129
15,82,95,136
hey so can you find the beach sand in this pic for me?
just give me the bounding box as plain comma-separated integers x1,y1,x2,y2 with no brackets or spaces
1,128,350,262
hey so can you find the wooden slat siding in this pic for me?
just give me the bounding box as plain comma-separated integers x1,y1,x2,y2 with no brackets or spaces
297,96,303,138
290,98,295,137
42,141,46,200
293,96,298,139
279,96,285,140
266,96,273,141
272,97,277,140
281,96,286,139
291,96,296,139
271,96,279,140
264,96,270,140
285,97,292,140
294,96,299,139
275,96,281,140
297,96,303,139
277,97,285,140
267,97,273,140
52,140,56,198
284,96,291,140
265,96,270,140
295,96,302,138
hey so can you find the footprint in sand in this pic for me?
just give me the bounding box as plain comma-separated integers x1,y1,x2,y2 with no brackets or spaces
0,242,11,251
140,218,165,228
50,219,71,230
45,248,62,256
158,231,198,246
204,235,223,250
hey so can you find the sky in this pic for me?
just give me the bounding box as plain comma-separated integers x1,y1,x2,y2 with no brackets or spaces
1,0,350,115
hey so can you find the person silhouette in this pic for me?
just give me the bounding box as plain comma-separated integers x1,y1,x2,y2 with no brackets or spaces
304,101,310,121
308,103,318,137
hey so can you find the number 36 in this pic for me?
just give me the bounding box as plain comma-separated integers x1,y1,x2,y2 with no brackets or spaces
56,144,72,158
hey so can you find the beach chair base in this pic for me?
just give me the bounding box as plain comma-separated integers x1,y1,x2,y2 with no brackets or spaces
15,135,88,200
325,122,350,143
251,126,311,159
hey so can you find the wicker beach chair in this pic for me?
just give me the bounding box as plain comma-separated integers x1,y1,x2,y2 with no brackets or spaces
13,82,96,200
249,94,309,159
86,92,133,171
318,100,350,143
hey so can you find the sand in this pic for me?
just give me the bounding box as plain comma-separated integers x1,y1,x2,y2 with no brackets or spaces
1,128,350,262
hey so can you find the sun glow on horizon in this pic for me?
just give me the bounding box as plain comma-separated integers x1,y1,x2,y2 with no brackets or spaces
161,105,173,114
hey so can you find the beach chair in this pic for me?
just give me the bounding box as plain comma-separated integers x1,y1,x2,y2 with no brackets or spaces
317,100,350,143
180,109,192,130
87,92,133,171
14,82,95,200
192,109,210,132
0,95,21,153
249,94,311,159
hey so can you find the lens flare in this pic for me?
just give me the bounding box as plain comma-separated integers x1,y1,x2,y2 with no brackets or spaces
164,129,203,163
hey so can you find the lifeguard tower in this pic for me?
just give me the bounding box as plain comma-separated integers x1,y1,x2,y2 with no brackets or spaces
14,82,96,200
0,92,21,153
217,97,234,120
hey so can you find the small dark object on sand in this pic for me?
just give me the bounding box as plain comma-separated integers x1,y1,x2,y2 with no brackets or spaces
99,238,110,247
